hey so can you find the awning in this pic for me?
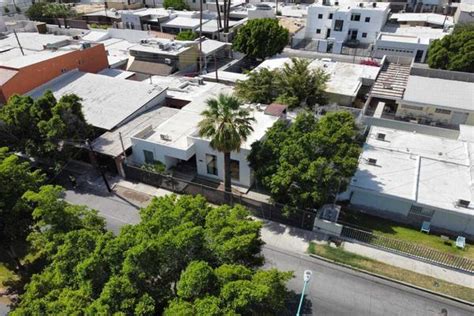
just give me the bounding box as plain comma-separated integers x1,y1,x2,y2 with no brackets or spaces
127,60,173,76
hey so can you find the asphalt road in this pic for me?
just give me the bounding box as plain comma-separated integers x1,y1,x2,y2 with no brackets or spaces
263,245,473,316
61,172,474,316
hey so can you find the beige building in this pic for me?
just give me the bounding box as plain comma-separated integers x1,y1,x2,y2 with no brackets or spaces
396,75,474,127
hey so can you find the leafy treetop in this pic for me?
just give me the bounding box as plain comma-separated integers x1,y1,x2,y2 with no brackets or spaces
427,23,474,73
233,18,289,60
248,111,362,213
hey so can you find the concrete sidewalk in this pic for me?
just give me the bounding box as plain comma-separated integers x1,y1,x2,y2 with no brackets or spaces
107,178,474,289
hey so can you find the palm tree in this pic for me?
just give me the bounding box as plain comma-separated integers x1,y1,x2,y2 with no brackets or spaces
198,94,255,193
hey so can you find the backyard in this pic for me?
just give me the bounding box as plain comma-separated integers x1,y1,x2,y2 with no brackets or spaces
339,210,474,259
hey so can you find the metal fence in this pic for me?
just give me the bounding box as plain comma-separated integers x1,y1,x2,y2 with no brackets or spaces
341,226,474,274
123,163,317,230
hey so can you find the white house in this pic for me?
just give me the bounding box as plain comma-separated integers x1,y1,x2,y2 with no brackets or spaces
129,79,281,188
373,25,449,63
346,126,474,237
304,0,390,53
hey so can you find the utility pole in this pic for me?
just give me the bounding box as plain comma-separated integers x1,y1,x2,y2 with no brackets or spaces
13,30,24,56
214,53,219,82
86,139,112,193
199,0,203,73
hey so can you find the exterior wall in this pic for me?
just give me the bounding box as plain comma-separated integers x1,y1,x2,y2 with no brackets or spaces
373,38,429,63
193,137,253,187
395,101,474,126
431,210,474,236
350,190,412,217
305,4,390,53
121,13,142,30
0,44,109,103
178,46,199,71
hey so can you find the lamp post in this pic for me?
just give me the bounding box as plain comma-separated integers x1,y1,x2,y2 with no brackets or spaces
296,270,312,316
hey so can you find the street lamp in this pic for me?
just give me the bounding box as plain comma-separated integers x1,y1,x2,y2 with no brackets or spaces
296,270,312,316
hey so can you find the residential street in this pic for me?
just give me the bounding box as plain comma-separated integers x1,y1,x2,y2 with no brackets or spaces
61,172,474,316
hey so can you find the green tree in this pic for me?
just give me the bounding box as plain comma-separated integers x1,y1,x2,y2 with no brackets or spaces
25,2,47,20
233,18,289,60
248,111,361,213
0,148,44,268
235,67,278,104
427,23,474,73
12,195,290,315
43,3,74,28
176,30,198,41
163,0,189,10
0,91,92,167
198,94,255,192
235,58,330,109
275,58,329,108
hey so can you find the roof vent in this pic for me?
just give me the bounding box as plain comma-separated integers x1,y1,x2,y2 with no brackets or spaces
457,199,470,208
367,158,377,166
372,2,377,7
376,133,386,141
335,1,339,5
359,2,364,7
160,134,172,141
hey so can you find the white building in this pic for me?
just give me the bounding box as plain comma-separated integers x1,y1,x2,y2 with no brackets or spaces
454,2,474,24
129,78,281,187
346,126,474,236
304,0,390,53
27,70,167,131
373,25,449,63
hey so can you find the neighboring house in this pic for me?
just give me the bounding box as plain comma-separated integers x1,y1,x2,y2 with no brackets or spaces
121,7,174,31
27,70,167,131
253,57,381,106
373,25,449,63
388,13,454,28
129,79,281,188
0,33,109,103
82,9,123,25
304,0,391,54
396,71,474,127
127,39,199,77
345,125,474,237
454,2,474,24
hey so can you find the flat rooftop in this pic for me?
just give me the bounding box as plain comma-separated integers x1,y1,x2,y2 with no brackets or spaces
93,106,179,157
390,13,454,27
162,16,211,29
380,25,447,44
255,57,380,97
130,40,193,56
311,0,390,10
351,126,474,215
403,76,474,112
27,70,166,130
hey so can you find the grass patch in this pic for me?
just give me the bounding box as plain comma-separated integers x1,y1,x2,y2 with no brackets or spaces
0,263,16,290
340,211,474,259
308,242,474,303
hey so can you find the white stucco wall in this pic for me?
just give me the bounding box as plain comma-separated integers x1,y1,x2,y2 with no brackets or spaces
431,210,474,236
350,190,412,217
193,137,253,187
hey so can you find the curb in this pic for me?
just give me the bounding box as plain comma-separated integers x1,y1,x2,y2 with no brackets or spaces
308,253,474,307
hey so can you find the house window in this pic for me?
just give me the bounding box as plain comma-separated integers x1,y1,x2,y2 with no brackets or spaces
206,154,218,176
318,14,323,19
365,17,370,22
334,19,344,31
435,108,451,115
230,159,240,181
350,13,361,21
410,205,423,214
362,32,367,38
316,29,321,34
144,150,154,164
328,13,333,19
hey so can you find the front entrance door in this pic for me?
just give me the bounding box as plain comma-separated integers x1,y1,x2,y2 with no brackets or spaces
414,50,424,63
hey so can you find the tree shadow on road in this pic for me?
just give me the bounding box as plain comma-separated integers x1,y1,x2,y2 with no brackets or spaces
283,291,313,316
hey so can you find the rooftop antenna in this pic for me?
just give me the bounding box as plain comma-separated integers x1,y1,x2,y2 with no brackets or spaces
13,30,25,56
